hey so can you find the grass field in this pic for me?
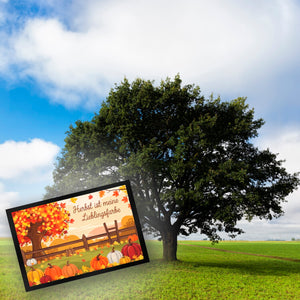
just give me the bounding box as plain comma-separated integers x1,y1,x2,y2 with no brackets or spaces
1,238,300,299
179,240,300,260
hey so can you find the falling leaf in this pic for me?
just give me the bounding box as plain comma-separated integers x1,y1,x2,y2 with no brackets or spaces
128,204,131,209
122,196,128,203
60,203,66,208
99,190,105,197
113,190,119,197
88,194,93,199
70,197,78,203
120,185,128,195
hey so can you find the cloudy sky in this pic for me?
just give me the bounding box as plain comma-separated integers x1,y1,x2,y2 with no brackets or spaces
1,0,299,240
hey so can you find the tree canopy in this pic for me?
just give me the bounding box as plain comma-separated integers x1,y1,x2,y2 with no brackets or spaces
12,203,72,257
45,75,299,261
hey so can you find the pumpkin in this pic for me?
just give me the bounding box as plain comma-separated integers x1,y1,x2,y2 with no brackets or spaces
44,263,62,280
27,267,44,283
40,274,52,284
121,240,142,260
90,254,109,270
107,247,123,264
119,256,131,264
127,234,139,242
26,258,37,267
62,261,79,278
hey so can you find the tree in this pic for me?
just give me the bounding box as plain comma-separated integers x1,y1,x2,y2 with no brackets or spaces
12,202,72,258
45,75,299,261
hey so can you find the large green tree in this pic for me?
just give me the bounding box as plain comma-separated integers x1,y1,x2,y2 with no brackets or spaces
45,76,299,261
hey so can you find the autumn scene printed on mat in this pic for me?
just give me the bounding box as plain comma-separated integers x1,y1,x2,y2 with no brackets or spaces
11,184,144,287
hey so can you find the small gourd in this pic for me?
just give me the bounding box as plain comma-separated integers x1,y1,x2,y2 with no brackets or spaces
40,274,52,284
119,256,131,264
107,247,123,264
127,234,139,242
26,258,37,267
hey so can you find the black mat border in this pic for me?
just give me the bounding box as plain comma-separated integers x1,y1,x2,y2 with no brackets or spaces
6,180,149,292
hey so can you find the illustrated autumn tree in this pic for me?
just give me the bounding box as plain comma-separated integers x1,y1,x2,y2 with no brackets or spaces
12,202,73,258
45,75,299,261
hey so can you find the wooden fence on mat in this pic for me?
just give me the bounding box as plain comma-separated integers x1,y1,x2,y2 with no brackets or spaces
21,220,137,265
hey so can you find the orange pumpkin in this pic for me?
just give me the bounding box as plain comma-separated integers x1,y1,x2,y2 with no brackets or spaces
119,256,131,264
127,234,138,242
62,261,79,278
90,254,109,270
44,263,62,280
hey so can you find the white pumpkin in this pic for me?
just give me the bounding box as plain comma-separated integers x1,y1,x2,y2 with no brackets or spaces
26,258,37,267
107,247,123,264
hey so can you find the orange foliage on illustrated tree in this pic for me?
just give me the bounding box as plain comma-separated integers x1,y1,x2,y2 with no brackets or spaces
12,202,74,258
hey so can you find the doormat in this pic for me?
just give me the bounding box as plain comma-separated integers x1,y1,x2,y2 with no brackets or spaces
6,180,149,291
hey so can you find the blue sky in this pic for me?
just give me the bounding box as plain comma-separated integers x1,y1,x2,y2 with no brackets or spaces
1,0,300,240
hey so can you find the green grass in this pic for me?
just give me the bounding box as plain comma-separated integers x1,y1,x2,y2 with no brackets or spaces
179,240,300,259
1,238,300,299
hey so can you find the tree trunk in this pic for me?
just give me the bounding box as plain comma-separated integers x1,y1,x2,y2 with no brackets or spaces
162,229,178,261
26,222,46,258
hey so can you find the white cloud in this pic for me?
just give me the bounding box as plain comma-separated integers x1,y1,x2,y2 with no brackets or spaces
0,139,60,181
237,216,300,241
0,183,19,236
0,139,60,236
1,0,300,108
256,126,300,174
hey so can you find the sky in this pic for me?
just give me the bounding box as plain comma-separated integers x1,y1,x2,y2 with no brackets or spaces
1,0,300,240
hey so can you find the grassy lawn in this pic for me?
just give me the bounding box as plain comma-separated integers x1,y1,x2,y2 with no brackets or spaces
179,240,300,259
1,238,300,299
